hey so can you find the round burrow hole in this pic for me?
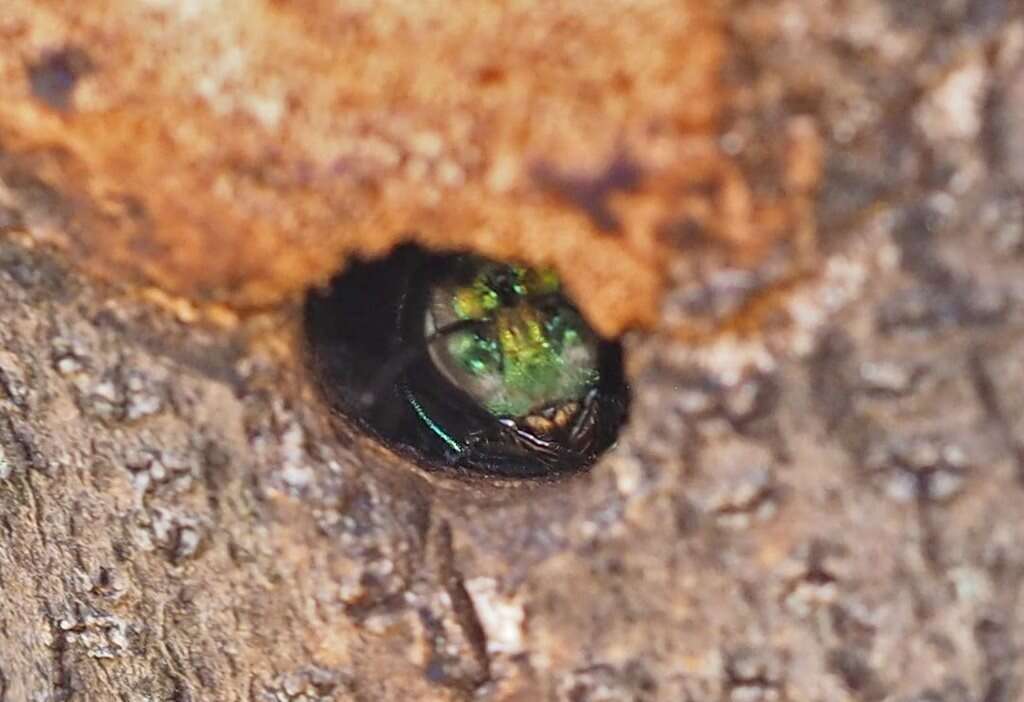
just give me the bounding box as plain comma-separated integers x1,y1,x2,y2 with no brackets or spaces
303,245,630,479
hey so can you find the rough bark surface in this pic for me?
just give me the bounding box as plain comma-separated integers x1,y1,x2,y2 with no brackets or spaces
2,1,1024,701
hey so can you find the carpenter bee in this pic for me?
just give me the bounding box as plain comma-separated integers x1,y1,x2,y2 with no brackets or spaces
304,246,628,478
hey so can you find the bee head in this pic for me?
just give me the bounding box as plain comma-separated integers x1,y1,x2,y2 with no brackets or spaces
429,257,599,419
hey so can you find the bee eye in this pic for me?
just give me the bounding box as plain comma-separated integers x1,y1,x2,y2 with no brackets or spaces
303,245,629,479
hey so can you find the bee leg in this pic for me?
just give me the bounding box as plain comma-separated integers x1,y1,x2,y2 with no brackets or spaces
568,389,600,452
453,422,552,476
456,422,509,462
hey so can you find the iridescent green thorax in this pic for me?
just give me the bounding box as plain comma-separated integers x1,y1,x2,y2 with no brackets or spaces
427,258,599,418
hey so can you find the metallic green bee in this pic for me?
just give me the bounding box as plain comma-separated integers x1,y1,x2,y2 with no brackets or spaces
305,247,628,478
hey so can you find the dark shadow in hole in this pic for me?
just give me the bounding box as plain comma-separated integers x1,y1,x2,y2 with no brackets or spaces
303,245,629,480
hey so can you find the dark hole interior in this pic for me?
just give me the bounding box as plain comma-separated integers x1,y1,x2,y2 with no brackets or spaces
303,244,630,479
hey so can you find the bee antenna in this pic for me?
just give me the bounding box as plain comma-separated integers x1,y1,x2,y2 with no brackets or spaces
358,318,483,408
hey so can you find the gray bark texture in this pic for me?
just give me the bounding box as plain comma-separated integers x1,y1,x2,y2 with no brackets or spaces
2,1,1024,700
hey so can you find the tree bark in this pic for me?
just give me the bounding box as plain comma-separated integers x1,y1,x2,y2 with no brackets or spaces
2,1,1024,701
